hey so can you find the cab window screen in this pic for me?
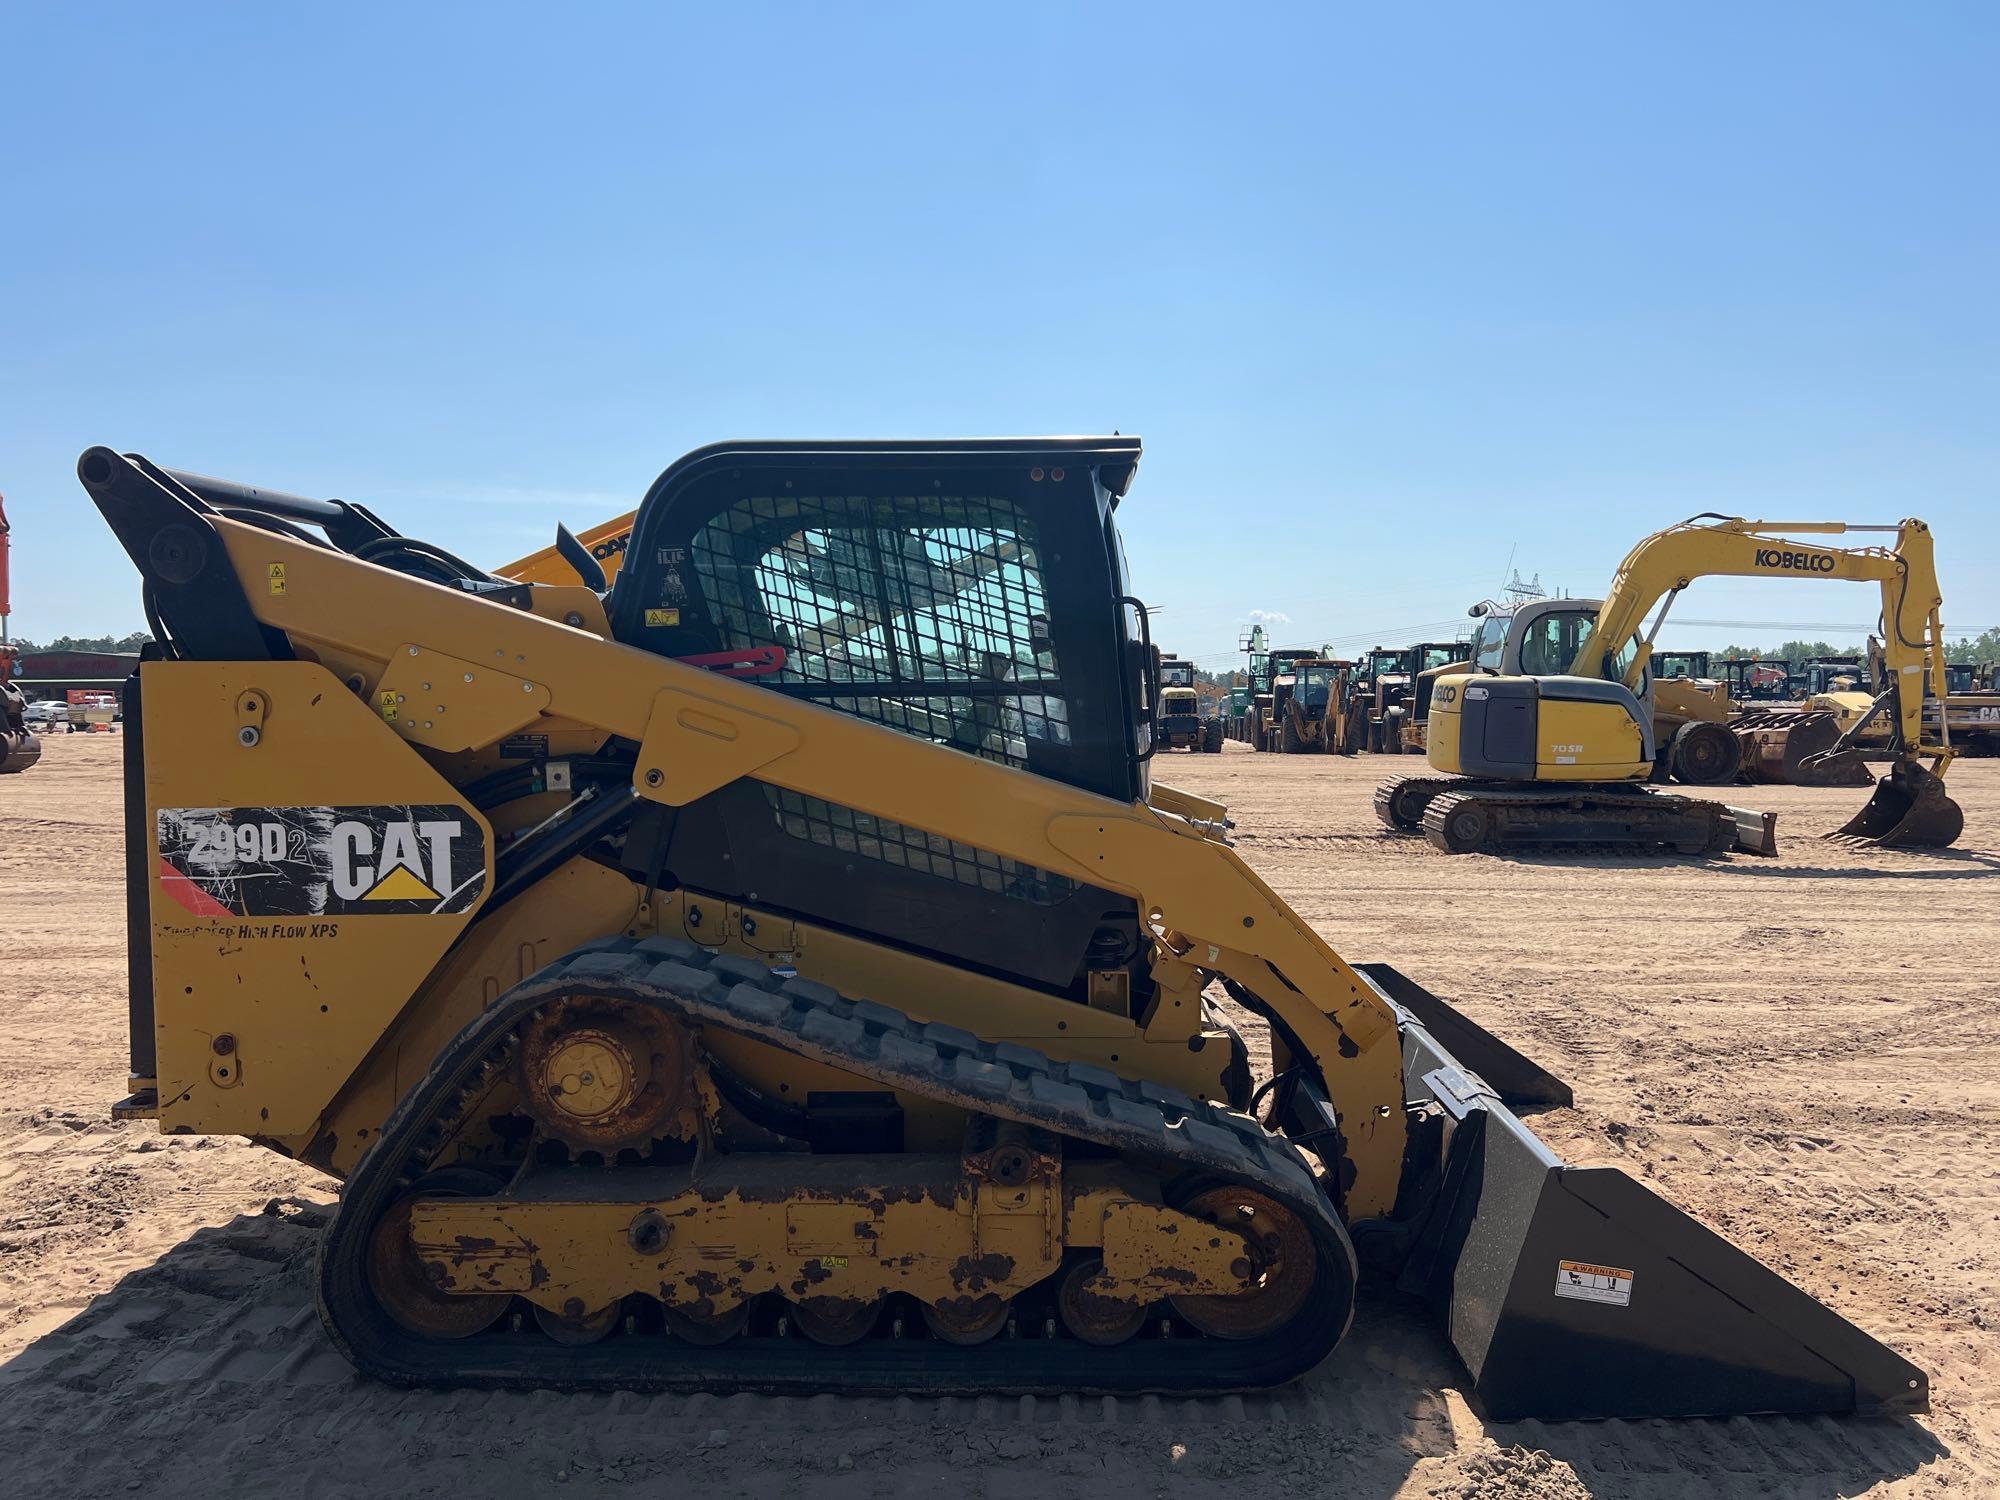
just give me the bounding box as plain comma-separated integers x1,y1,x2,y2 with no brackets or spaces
1520,614,1639,680
687,491,1069,768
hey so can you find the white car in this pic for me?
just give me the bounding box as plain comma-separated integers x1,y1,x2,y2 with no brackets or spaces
23,700,72,729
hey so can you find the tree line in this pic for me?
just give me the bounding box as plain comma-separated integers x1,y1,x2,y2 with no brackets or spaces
1717,626,2000,666
4,631,153,655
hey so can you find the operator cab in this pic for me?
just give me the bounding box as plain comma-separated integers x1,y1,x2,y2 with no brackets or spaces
1297,663,1339,713
602,437,1158,1005
1434,598,1655,780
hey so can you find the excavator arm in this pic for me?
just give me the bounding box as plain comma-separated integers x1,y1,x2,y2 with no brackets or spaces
1568,516,1961,847
1580,516,1948,758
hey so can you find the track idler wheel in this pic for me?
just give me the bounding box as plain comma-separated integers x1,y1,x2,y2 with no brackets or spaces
1167,1187,1316,1341
1423,795,1491,854
1374,775,1438,832
366,1173,511,1340
534,1299,620,1345
1829,761,1964,849
921,1294,1010,1346
1056,1259,1148,1347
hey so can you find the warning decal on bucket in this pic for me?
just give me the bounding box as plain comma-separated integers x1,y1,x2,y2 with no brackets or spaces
157,805,486,919
1554,1259,1633,1306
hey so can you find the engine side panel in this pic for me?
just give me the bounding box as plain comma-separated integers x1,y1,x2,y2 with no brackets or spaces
140,661,491,1137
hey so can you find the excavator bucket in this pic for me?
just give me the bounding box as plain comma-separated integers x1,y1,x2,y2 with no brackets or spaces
1826,760,1965,849
1358,965,1929,1421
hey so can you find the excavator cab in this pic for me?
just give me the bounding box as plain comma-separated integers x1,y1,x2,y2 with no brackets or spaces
1427,601,1655,783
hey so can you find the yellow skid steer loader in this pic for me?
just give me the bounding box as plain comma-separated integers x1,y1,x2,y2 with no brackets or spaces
83,441,1922,1420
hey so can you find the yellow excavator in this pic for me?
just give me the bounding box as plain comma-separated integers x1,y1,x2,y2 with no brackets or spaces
82,444,1926,1420
1377,516,1962,855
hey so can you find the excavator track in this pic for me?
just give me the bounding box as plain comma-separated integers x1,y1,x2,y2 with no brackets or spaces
317,936,1360,1394
1372,773,1458,832
1419,784,1738,856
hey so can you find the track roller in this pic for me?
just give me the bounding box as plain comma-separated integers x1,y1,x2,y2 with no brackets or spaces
534,1299,620,1345
663,1303,749,1345
791,1296,883,1347
1056,1259,1148,1347
921,1295,1010,1346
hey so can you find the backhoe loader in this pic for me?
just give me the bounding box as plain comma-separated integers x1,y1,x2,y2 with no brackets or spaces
1261,653,1357,753
83,442,1924,1420
1376,517,1962,855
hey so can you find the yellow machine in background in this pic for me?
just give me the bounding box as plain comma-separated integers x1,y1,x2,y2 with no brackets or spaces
1378,517,1962,854
1155,656,1222,752
504,509,638,587
82,443,1926,1421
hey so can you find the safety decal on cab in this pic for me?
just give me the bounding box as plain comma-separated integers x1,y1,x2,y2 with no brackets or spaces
155,805,486,919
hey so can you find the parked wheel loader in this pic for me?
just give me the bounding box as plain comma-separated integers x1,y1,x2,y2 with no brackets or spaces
1377,516,1963,855
82,442,1925,1420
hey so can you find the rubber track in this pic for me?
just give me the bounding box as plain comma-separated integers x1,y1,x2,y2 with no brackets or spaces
1372,774,1457,832
1421,785,1734,855
317,935,1360,1395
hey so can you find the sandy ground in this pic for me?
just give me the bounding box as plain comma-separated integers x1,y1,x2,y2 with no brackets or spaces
1,732,1995,1497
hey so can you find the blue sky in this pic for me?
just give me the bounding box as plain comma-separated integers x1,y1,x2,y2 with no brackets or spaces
3,3,1993,665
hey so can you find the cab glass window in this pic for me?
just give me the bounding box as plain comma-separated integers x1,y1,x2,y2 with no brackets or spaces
1474,619,1507,673
1519,612,1639,680
686,490,1068,767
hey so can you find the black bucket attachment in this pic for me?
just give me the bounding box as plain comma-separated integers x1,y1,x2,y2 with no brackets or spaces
1826,760,1964,849
1737,710,1874,786
1356,965,1928,1421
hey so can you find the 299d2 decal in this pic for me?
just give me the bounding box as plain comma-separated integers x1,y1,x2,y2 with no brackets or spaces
156,805,487,921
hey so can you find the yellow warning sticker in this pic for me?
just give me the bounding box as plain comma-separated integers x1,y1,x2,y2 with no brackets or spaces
267,562,287,596
378,690,399,722
1554,1259,1633,1306
817,1255,847,1269
645,607,680,628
